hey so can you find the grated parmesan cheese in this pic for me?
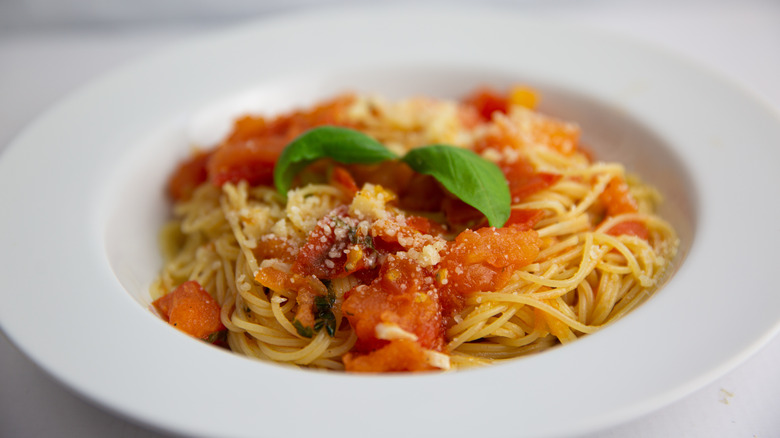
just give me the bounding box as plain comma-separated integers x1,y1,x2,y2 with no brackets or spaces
349,183,395,220
375,323,418,342
424,350,451,370
405,240,446,267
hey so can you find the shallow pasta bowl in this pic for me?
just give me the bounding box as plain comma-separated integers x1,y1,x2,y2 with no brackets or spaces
1,5,779,438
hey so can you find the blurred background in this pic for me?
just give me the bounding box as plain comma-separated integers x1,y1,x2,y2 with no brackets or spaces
1,0,779,437
2,0,779,150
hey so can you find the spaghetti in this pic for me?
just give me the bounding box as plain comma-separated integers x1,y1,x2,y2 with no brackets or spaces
150,87,679,372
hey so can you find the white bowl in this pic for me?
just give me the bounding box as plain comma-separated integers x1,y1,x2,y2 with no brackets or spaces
1,5,779,438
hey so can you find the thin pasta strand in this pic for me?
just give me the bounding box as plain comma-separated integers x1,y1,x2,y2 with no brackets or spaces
151,91,679,371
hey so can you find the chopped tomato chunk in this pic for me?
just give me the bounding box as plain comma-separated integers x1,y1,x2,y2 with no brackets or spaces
462,85,540,121
438,226,541,314
293,209,349,279
462,87,510,121
167,150,212,201
343,339,435,372
208,140,276,187
501,158,561,203
207,95,354,187
599,176,649,240
342,256,444,352
293,207,376,279
152,281,225,339
446,226,540,271
601,176,639,216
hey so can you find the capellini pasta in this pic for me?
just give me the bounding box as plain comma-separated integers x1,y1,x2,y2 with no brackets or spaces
150,86,678,372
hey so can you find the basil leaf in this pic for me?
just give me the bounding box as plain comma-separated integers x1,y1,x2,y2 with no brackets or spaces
273,126,398,196
401,145,510,227
292,319,314,338
273,126,511,227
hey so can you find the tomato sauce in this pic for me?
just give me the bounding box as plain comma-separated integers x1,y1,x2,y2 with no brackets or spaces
152,281,225,340
159,86,661,372
599,176,650,240
167,95,355,200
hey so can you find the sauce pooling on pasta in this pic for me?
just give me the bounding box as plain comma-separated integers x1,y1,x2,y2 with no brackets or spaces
151,86,679,372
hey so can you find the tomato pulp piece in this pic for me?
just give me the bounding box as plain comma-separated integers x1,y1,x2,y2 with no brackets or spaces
167,150,212,201
153,280,225,339
342,256,444,353
208,95,355,187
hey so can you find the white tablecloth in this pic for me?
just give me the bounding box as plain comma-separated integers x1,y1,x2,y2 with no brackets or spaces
1,1,779,436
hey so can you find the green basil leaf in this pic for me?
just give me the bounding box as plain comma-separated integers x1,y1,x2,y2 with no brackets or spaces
401,145,510,227
292,319,314,338
273,126,511,227
274,126,399,196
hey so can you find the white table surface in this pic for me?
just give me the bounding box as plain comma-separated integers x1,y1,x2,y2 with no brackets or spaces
1,1,779,437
